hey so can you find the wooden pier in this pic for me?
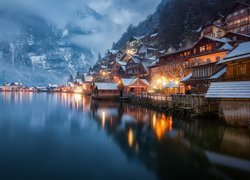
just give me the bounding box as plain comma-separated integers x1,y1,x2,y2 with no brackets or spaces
128,94,219,116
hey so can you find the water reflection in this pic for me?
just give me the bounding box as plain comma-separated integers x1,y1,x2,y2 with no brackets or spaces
90,100,250,179
0,92,249,180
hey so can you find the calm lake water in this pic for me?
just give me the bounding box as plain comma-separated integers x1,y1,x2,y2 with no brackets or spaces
0,92,249,180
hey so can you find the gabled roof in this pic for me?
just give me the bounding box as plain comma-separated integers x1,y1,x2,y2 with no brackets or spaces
84,75,93,82
206,81,250,99
109,50,123,55
150,33,159,38
218,42,250,64
181,73,192,82
210,67,226,79
121,78,149,87
115,60,127,66
219,43,233,51
94,82,118,90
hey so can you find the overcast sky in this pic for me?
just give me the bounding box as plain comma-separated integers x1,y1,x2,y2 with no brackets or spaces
0,0,161,53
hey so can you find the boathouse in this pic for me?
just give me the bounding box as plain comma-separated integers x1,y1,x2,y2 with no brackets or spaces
206,42,250,127
92,82,120,99
121,78,150,95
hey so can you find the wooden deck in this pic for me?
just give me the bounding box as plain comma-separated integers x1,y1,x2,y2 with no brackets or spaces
128,94,218,115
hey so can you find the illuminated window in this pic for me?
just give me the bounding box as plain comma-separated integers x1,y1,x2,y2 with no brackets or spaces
240,9,245,14
206,44,212,51
238,65,246,76
200,46,205,52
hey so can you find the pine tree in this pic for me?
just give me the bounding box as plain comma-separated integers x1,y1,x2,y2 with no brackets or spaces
183,7,197,47
75,71,81,79
68,75,74,82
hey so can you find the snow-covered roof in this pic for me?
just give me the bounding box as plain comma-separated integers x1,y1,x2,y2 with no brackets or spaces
121,79,134,86
210,67,226,79
206,81,250,99
219,43,233,51
181,73,192,82
204,36,231,43
101,65,108,69
150,33,159,37
164,81,179,88
121,78,149,87
84,75,93,82
116,60,127,66
94,83,118,90
218,42,250,64
131,56,140,63
109,50,122,55
75,79,83,84
47,84,58,88
121,66,126,72
10,82,23,86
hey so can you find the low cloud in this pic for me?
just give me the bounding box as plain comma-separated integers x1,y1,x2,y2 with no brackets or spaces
0,0,160,53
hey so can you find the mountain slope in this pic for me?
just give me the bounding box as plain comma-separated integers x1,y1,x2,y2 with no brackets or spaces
0,7,104,86
113,0,250,50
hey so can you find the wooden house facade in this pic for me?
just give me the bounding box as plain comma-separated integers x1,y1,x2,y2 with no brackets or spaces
149,48,191,93
224,2,250,35
181,36,232,94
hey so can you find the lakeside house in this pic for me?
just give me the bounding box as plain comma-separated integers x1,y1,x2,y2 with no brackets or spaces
120,78,150,96
92,82,120,99
0,82,24,91
206,42,250,127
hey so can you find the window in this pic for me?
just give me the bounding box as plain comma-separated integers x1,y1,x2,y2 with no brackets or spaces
193,48,197,54
216,56,220,62
234,12,238,16
240,9,245,14
238,65,246,76
206,44,212,51
200,46,205,52
206,58,211,63
217,30,222,38
233,36,237,41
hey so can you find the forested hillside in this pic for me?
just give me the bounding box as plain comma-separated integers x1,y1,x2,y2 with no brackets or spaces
113,0,250,50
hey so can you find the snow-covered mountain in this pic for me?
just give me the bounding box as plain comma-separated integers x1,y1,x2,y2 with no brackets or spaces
0,6,105,86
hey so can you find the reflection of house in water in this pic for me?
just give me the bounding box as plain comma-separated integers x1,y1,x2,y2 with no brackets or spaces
90,100,250,179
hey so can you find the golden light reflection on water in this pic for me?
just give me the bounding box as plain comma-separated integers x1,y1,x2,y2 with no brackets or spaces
1,92,34,103
59,93,87,111
153,114,173,140
128,128,134,147
102,111,106,128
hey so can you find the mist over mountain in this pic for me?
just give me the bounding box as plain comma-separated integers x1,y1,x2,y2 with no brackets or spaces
0,7,103,85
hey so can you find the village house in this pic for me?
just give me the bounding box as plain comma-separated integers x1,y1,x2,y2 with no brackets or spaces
181,36,233,94
137,44,159,59
120,78,150,96
126,36,143,54
199,14,226,39
106,50,124,62
149,47,191,94
126,55,155,79
206,41,250,127
199,2,250,39
92,82,120,99
0,82,24,92
224,2,250,35
110,60,127,78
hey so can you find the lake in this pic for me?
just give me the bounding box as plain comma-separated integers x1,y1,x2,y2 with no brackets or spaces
0,92,249,180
